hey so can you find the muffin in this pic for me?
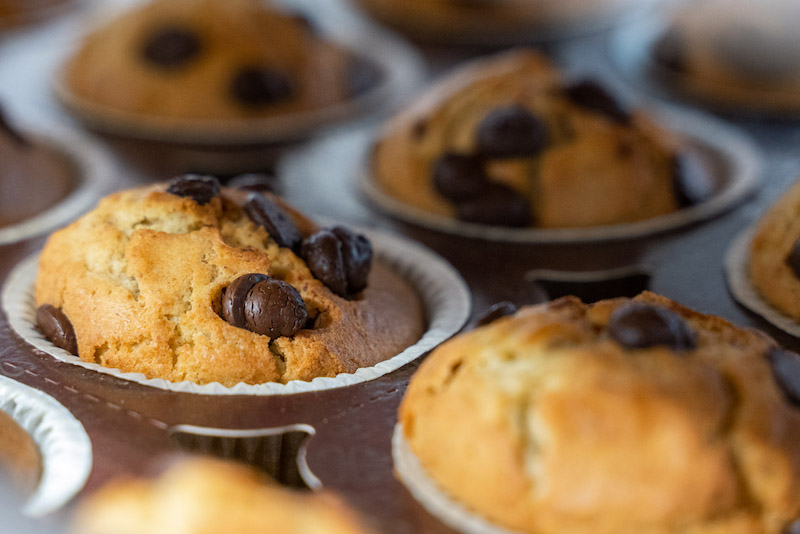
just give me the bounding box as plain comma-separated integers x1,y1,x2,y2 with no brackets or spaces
651,0,800,113
61,0,377,123
398,291,800,533
0,409,40,496
372,50,706,230
34,175,424,386
72,457,377,534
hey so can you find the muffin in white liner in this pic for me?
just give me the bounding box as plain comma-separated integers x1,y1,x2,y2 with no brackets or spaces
0,374,92,516
2,225,470,395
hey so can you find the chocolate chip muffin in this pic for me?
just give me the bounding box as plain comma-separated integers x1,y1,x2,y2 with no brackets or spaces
61,0,373,122
34,176,424,386
399,291,800,533
372,50,703,230
651,0,800,112
72,457,377,534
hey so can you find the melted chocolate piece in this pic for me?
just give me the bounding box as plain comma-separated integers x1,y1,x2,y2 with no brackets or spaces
607,303,696,351
652,30,687,73
475,301,517,327
226,173,278,194
231,67,293,107
166,174,220,205
786,238,800,280
348,55,383,97
432,153,489,201
301,227,372,298
142,26,202,69
36,304,78,355
331,226,372,295
244,193,302,251
475,105,548,158
673,152,715,208
222,273,269,329
244,278,308,339
0,104,29,147
456,182,531,227
767,348,800,406
564,80,630,124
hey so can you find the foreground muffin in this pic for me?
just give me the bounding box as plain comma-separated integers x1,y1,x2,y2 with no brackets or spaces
72,457,376,534
61,0,374,122
34,176,423,386
399,291,800,533
372,50,706,229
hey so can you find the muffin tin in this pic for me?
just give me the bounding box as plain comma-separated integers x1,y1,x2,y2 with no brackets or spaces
2,0,800,533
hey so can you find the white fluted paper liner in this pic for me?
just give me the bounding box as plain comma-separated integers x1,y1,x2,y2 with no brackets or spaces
725,227,800,337
2,227,471,395
392,424,518,534
362,105,761,244
0,374,92,516
0,120,113,246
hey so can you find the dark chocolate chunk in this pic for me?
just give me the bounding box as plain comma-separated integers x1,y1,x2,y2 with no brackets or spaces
301,227,373,298
348,55,383,97
244,193,302,251
475,301,517,327
786,238,800,280
222,273,269,329
564,79,630,124
652,30,687,73
456,182,531,227
0,104,29,147
226,173,278,194
607,303,696,351
767,348,800,406
142,26,202,69
673,152,715,208
36,304,78,355
244,278,308,338
475,105,548,158
166,174,220,205
231,67,293,107
432,153,489,201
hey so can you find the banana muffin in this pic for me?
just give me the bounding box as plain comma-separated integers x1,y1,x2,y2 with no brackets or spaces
72,457,377,534
61,0,375,122
399,291,800,533
372,50,707,230
34,175,424,386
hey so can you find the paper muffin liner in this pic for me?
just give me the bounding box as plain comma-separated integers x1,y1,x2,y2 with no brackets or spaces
724,226,800,337
170,424,320,490
0,374,92,516
2,226,471,395
362,104,761,244
0,119,114,246
392,424,517,534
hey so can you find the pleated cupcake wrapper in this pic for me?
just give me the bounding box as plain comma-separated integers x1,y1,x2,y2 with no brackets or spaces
2,226,471,395
361,100,761,244
392,424,518,534
0,119,113,246
0,375,92,516
725,226,800,337
170,424,319,490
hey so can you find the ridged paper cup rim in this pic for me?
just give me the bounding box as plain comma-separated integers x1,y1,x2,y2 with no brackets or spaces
0,374,92,516
2,226,471,395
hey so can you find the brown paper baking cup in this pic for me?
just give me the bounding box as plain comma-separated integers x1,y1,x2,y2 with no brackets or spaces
3,226,470,395
0,375,92,516
362,105,761,243
0,119,113,246
392,424,516,534
724,226,800,337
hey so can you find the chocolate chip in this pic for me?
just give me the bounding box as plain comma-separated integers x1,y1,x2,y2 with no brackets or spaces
244,193,302,251
652,30,687,73
226,173,278,194
244,278,308,338
0,104,29,147
36,304,77,355
348,55,383,97
455,182,531,227
222,273,269,329
767,348,800,406
231,67,293,107
564,80,630,124
673,152,715,208
432,153,489,201
166,174,220,205
607,303,696,351
475,301,517,327
301,227,373,298
475,105,548,158
142,26,202,69
786,238,800,280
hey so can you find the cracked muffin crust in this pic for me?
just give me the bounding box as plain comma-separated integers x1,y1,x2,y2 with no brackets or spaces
372,50,699,230
399,291,800,533
34,181,423,386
